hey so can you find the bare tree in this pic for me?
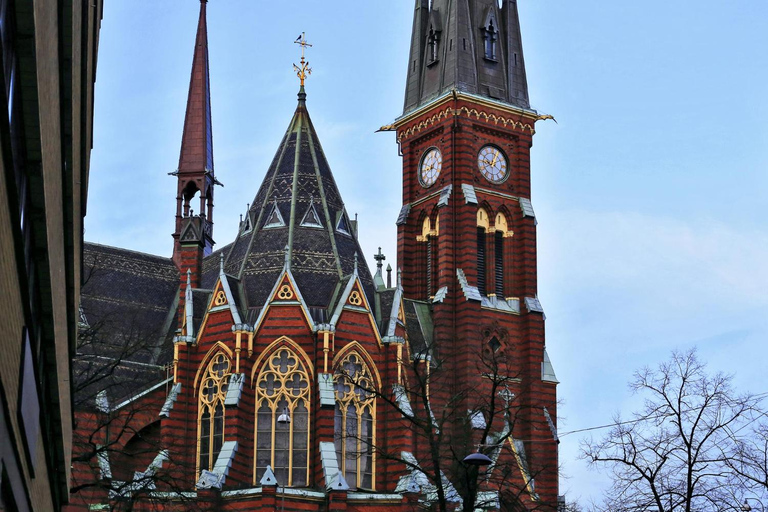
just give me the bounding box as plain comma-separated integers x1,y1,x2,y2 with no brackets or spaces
726,420,768,500
67,255,203,511
336,334,560,512
581,349,765,512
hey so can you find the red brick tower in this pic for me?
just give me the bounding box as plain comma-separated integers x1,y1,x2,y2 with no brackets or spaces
392,0,560,508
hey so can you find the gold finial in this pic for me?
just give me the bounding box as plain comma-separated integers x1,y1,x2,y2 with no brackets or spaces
293,32,313,87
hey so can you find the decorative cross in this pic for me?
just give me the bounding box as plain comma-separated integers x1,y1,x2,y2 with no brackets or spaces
293,32,312,87
374,247,386,270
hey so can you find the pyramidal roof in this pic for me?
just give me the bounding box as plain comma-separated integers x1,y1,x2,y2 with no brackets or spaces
207,88,374,314
177,0,214,176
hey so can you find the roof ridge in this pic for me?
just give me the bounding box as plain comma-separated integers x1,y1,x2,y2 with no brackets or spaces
84,241,174,263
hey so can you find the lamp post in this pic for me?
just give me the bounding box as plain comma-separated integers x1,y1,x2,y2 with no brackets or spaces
277,408,290,512
742,497,766,511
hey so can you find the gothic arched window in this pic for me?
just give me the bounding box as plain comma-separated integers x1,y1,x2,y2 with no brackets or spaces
427,26,439,64
198,353,230,475
254,347,311,487
334,352,376,489
483,19,498,61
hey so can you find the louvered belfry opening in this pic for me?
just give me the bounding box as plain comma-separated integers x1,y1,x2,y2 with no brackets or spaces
477,227,486,295
426,236,433,298
495,231,504,297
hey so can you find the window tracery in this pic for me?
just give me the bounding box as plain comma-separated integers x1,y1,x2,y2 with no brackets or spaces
198,353,230,475
254,347,311,487
334,352,376,489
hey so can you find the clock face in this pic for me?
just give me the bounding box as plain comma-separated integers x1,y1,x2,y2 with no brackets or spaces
419,148,442,187
478,145,508,183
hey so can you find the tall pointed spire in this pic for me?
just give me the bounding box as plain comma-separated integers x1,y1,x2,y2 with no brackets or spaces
172,0,216,266
402,0,530,114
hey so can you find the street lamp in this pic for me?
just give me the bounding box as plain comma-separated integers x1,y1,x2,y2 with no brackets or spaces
463,452,493,466
462,441,506,466
742,497,765,512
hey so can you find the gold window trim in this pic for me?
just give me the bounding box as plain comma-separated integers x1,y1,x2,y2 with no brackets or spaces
253,346,312,487
196,353,231,477
477,208,490,229
334,351,377,490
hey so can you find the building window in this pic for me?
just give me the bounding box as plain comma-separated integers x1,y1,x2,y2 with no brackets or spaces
427,26,439,64
483,19,498,61
477,208,490,295
255,347,311,487
334,352,376,489
198,353,230,474
494,212,508,297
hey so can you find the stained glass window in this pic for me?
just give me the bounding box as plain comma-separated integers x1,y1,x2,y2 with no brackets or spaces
334,352,376,489
254,347,311,487
198,353,230,475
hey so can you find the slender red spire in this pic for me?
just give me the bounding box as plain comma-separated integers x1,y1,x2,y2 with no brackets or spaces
172,0,216,267
178,0,214,176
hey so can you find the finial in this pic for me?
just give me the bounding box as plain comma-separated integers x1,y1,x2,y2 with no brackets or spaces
397,268,403,288
374,247,386,270
186,268,192,281
293,33,312,88
386,264,392,288
219,252,224,274
284,245,291,270
353,253,359,275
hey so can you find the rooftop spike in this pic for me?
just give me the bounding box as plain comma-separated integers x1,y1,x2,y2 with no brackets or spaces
185,269,194,338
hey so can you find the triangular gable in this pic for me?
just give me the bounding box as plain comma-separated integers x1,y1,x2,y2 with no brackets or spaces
253,267,314,334
179,220,200,242
330,274,382,345
263,199,286,228
270,274,299,303
200,257,242,335
300,201,323,228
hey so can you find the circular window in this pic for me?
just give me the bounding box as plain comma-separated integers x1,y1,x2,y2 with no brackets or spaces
419,147,442,187
477,145,508,183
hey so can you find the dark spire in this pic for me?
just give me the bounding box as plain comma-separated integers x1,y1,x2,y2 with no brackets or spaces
173,0,216,266
402,0,530,114
214,89,375,311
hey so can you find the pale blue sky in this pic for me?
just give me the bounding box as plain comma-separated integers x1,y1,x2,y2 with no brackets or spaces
87,1,768,506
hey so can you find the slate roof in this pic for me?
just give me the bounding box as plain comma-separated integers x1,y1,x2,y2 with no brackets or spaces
216,89,375,312
80,243,179,364
403,299,433,358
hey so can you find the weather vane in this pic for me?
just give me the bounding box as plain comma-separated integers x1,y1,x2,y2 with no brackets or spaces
293,32,312,87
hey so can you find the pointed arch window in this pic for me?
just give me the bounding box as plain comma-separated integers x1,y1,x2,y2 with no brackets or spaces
334,352,376,489
198,354,231,475
427,25,439,64
483,18,498,61
477,208,490,295
255,347,311,487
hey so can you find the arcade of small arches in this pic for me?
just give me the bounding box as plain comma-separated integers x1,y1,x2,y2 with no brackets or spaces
194,340,380,490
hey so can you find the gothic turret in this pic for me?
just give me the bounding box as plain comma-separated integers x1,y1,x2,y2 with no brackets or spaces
172,0,217,267
403,0,530,113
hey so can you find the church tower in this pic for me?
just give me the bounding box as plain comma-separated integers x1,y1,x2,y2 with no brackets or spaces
392,0,560,507
171,0,218,271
